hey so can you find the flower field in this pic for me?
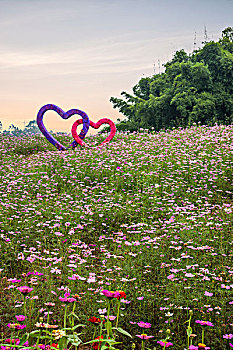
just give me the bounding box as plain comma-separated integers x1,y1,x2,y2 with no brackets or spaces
0,124,233,349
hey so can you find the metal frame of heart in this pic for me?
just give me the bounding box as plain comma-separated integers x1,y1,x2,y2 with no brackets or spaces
36,104,90,150
71,118,116,147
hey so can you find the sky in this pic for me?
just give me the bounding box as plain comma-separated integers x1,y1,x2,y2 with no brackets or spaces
0,0,232,133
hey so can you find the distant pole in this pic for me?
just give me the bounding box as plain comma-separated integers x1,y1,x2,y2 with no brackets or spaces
158,59,161,74
193,31,197,50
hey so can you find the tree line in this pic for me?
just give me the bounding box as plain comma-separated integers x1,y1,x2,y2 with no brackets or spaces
110,27,233,132
0,120,41,135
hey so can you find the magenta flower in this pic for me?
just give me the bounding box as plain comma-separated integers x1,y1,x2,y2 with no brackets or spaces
137,321,152,328
189,346,210,350
157,341,173,347
7,323,26,330
136,334,154,340
15,315,26,322
101,289,121,299
230,343,233,347
59,293,76,303
204,291,213,297
195,320,214,327
17,286,33,295
7,279,21,283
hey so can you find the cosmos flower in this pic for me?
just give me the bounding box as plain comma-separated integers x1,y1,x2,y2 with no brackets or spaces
223,334,233,339
15,315,26,322
92,335,110,350
195,320,214,327
137,321,152,328
59,292,76,303
17,286,33,295
88,316,105,324
101,289,121,299
157,341,173,347
136,334,154,340
7,323,26,330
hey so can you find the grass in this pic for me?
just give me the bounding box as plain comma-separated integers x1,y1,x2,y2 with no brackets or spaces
0,124,233,350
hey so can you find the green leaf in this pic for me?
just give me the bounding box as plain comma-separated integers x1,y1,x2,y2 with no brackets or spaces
187,326,193,337
113,327,132,338
67,334,82,347
19,333,29,346
72,323,86,330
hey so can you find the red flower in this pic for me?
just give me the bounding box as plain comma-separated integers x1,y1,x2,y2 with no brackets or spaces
92,335,110,350
88,316,105,324
116,290,126,299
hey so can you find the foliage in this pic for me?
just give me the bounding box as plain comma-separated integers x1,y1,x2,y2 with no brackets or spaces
110,27,233,131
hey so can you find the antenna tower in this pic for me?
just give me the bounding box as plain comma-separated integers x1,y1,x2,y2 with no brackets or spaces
153,61,156,75
204,25,208,41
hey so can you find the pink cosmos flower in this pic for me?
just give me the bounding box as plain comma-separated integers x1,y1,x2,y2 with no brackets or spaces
17,286,33,295
137,321,152,328
204,291,213,297
229,343,233,347
157,341,173,347
167,274,175,280
136,334,154,340
105,315,117,321
59,292,76,303
15,315,26,322
195,320,214,327
223,334,233,339
101,290,121,299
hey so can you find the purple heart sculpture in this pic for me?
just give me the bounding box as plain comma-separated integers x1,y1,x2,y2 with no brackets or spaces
36,104,90,150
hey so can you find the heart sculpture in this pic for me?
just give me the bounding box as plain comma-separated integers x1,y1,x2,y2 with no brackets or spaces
71,118,116,147
36,104,90,150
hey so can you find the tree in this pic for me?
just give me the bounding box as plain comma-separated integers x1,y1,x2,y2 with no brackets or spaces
110,27,233,131
23,120,40,134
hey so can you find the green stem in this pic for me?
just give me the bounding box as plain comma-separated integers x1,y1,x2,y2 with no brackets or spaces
107,301,110,337
36,329,41,347
93,327,96,341
141,340,145,350
23,296,27,320
116,300,120,329
71,302,76,328
64,304,68,330
98,321,103,350
202,328,205,344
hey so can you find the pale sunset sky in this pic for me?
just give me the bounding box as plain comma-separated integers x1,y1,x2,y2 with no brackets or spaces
0,0,232,132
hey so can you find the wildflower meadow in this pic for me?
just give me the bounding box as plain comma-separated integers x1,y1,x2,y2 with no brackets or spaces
0,124,233,350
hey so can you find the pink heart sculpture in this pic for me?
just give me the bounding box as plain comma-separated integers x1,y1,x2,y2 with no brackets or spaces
71,118,116,147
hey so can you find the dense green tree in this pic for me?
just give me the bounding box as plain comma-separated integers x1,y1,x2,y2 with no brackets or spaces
111,27,233,132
